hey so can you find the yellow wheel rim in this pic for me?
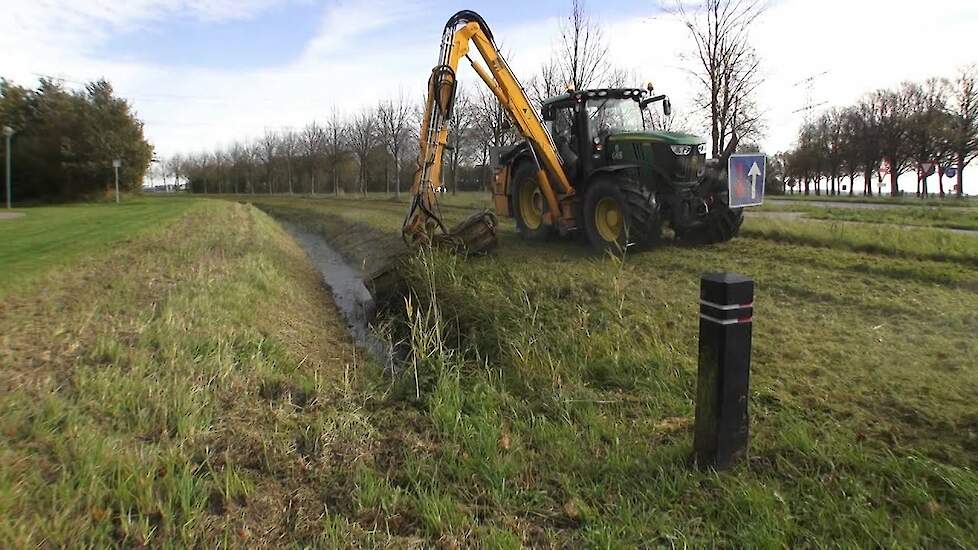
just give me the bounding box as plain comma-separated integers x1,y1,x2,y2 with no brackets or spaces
594,196,623,243
517,178,544,230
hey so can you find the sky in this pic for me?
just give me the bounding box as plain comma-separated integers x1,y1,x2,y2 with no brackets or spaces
2,0,977,193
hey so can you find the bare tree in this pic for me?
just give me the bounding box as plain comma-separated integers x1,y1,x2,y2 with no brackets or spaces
948,65,978,197
528,1,613,107
877,87,913,196
446,88,476,195
378,93,413,197
324,108,348,195
556,0,609,90
302,121,326,194
280,129,298,194
258,130,278,193
676,0,766,160
528,59,563,108
228,142,247,194
904,79,949,196
848,98,883,196
472,86,517,188
349,109,376,195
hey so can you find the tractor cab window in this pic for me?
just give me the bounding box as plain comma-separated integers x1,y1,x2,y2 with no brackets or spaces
551,105,578,167
586,97,645,139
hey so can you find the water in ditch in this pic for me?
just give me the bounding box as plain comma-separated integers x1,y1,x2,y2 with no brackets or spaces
283,223,394,370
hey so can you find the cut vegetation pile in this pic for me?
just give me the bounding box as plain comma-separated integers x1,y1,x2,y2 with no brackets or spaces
3,194,977,547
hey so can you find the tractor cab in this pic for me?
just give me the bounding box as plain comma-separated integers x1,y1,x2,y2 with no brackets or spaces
540,88,702,186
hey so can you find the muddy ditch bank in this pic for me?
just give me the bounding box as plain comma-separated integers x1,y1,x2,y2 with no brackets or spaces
255,203,411,369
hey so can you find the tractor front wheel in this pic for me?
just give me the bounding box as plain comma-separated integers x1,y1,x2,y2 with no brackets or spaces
678,204,744,244
583,178,661,253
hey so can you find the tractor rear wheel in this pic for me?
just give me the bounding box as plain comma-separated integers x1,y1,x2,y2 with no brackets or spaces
679,204,744,244
583,177,661,253
511,163,554,241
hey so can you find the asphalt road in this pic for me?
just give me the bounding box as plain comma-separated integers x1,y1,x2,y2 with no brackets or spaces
767,198,938,210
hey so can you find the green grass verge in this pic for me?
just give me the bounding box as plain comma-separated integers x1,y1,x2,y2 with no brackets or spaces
800,206,978,231
0,196,199,297
770,193,978,208
243,193,978,547
0,199,398,546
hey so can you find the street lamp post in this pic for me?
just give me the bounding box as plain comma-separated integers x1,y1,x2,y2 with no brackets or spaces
3,126,13,209
112,159,122,204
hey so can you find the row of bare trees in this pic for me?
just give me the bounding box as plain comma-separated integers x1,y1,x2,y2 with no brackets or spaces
783,66,978,197
164,87,525,196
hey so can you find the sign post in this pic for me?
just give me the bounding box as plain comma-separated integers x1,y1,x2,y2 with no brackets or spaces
3,126,13,209
112,159,122,204
728,154,766,208
694,272,754,469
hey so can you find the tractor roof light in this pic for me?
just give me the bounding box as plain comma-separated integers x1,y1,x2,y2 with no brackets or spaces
671,144,693,156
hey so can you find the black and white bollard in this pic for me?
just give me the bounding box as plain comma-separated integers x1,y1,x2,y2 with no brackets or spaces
693,272,754,469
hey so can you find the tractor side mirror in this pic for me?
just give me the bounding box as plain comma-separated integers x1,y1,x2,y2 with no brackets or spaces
640,93,668,110
663,98,672,118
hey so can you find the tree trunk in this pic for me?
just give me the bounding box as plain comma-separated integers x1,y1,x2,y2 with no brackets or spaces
451,149,459,196
311,172,316,195
889,169,899,196
938,166,944,197
394,151,400,198
849,174,855,196
957,154,964,197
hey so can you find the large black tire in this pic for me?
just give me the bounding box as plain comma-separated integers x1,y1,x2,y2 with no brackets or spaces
679,205,744,244
510,163,555,241
583,177,662,253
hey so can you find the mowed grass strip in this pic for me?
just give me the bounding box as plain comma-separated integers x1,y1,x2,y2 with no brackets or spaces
769,194,978,208
0,196,199,297
801,205,978,231
0,200,411,546
246,193,978,548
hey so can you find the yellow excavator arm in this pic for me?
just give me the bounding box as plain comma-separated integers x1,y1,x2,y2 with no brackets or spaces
402,10,574,252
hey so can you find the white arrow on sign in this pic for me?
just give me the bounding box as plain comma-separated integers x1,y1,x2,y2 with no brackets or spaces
748,161,762,200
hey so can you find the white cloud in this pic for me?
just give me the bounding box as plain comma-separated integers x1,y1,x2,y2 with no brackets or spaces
2,0,977,193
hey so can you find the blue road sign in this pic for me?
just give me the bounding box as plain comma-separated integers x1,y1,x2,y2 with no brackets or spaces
944,165,957,179
728,154,766,208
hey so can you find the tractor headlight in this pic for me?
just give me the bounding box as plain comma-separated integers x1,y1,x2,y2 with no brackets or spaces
697,143,707,154
670,144,693,156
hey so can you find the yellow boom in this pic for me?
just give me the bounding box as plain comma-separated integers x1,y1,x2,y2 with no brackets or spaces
402,10,574,252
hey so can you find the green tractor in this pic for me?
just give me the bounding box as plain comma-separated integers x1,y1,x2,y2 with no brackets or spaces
492,87,745,251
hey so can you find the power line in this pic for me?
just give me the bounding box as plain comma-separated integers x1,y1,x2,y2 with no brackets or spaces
793,70,829,123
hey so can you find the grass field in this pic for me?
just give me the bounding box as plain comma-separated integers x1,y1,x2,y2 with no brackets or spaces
0,197,199,297
3,192,977,547
247,193,978,547
0,197,375,546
